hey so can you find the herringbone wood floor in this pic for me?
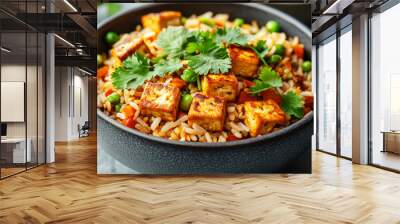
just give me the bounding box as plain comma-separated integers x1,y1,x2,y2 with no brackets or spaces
0,135,400,224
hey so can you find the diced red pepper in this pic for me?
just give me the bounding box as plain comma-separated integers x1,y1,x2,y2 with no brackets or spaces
171,78,186,89
238,90,258,104
97,66,108,80
227,134,239,141
261,89,281,105
122,117,135,128
104,88,113,97
294,45,304,59
243,80,255,88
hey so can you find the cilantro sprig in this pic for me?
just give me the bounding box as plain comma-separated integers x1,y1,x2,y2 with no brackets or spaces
251,40,268,65
111,53,182,89
155,27,190,58
216,28,248,46
281,91,304,119
250,66,282,94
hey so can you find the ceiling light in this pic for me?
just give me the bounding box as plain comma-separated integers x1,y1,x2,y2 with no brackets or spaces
1,47,11,53
78,67,93,76
54,34,75,48
323,0,355,15
63,0,78,12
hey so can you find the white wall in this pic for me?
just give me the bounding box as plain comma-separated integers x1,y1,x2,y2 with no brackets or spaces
54,67,89,141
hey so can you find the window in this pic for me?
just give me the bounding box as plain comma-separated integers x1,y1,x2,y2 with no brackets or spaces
317,35,337,154
339,27,352,158
370,2,400,171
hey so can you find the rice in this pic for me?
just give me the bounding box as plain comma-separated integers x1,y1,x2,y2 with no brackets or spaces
232,129,242,139
116,113,126,120
238,122,250,132
227,106,235,113
205,132,212,143
129,101,140,119
150,117,162,131
192,123,206,134
161,121,175,133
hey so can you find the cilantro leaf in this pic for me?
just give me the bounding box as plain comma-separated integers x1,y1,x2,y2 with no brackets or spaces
281,91,304,119
251,40,268,65
216,28,249,46
249,66,282,93
155,27,190,58
111,53,177,90
153,58,183,76
187,46,231,75
111,53,155,90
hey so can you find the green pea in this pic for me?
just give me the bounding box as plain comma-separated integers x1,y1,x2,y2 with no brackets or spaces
181,69,197,83
266,20,280,33
181,16,187,25
302,61,312,72
186,42,198,54
97,54,104,67
106,92,120,105
268,54,282,64
180,94,193,112
105,31,120,45
114,104,121,112
233,18,244,27
274,44,285,56
199,17,215,27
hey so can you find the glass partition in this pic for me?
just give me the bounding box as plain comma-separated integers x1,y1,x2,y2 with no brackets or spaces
317,35,337,154
339,26,352,158
0,22,28,177
0,0,46,179
370,3,400,171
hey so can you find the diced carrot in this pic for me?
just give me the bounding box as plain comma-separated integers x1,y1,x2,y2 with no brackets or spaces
104,88,113,97
97,66,108,80
122,117,135,128
261,89,281,105
243,80,255,87
170,78,186,89
227,134,239,141
121,105,136,118
238,90,258,104
294,44,304,59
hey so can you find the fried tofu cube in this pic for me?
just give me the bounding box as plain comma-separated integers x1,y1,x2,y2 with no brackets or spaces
139,82,181,121
244,100,286,137
229,45,259,78
188,93,226,132
112,31,144,60
141,11,181,33
201,74,238,101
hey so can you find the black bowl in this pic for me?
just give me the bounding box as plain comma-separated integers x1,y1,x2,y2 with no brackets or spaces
97,3,313,174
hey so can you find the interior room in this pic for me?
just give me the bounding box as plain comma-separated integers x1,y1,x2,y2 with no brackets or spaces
0,0,96,179
0,1,399,223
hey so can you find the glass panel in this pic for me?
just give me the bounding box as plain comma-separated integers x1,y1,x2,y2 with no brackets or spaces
26,0,39,169
38,32,45,165
0,9,27,177
339,28,352,158
371,3,400,171
317,36,337,154
27,30,38,169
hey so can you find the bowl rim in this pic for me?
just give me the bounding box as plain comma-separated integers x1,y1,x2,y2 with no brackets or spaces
97,3,313,148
